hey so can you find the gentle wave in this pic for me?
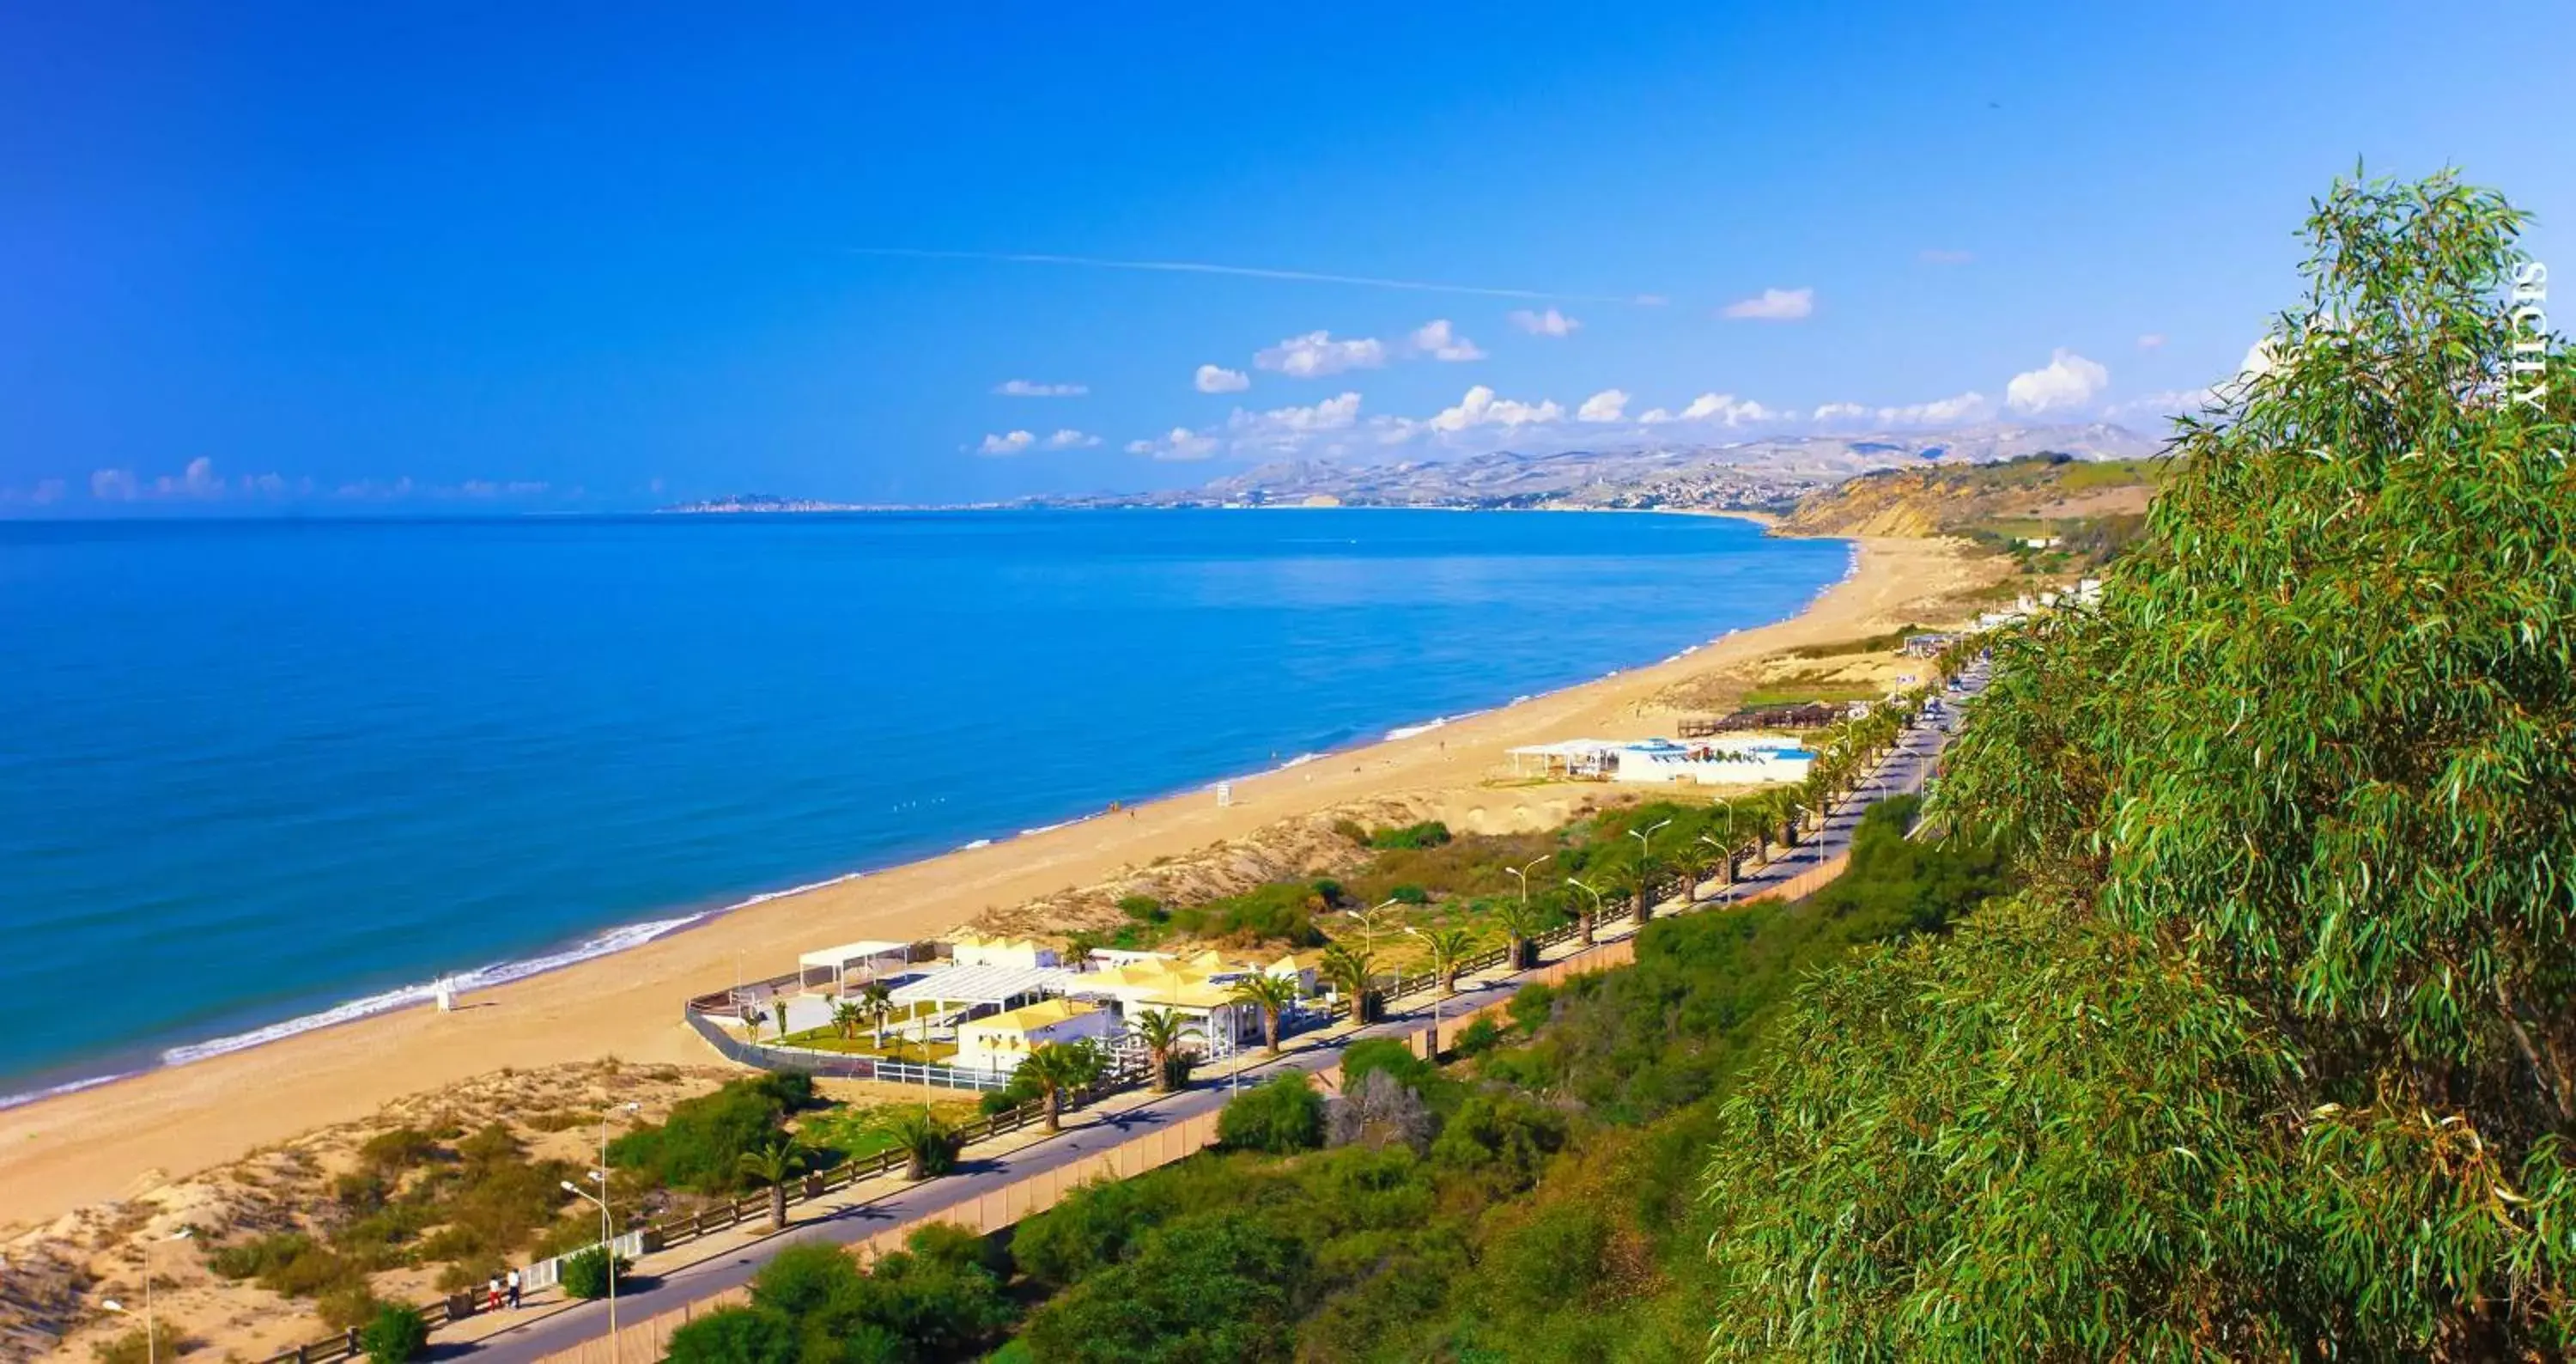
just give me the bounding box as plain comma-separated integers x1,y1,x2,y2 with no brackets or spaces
1385,709,1485,742
0,1069,141,1112
155,912,709,1070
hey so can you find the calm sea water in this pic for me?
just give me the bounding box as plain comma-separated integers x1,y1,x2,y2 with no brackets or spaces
0,509,1846,1099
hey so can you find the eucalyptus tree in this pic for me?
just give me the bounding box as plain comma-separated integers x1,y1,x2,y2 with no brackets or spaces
1704,171,2576,1359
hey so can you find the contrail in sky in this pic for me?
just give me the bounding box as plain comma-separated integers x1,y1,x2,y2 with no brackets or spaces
847,247,1662,306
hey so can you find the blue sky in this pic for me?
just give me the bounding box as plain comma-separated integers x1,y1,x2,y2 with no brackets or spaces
4,2,2571,513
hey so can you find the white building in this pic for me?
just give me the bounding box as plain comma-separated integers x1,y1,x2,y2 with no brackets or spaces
947,933,1061,970
1509,737,1814,787
954,999,1120,1074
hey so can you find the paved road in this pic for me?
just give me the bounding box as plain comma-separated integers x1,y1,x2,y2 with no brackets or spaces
458,667,1984,1362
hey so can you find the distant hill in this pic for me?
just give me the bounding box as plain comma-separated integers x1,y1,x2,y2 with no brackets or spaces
1036,422,2166,514
1781,452,2167,536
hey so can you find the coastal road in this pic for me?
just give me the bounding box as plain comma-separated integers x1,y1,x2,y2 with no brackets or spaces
454,667,1984,1363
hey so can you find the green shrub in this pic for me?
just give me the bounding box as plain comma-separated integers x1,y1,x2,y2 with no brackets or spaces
1309,878,1346,907
1453,1016,1504,1057
1117,894,1167,923
1023,1211,1313,1363
316,1282,384,1332
1217,1074,1325,1154
358,1303,430,1363
1339,1038,1434,1096
88,1322,185,1364
665,1306,801,1364
607,1075,811,1193
1013,1175,1173,1290
210,1231,366,1299
1368,821,1453,850
357,1126,439,1174
1387,883,1430,905
558,1245,629,1300
1168,882,1327,946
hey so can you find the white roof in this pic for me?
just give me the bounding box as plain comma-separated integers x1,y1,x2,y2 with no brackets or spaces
888,964,1073,1006
1507,738,1628,758
799,940,910,969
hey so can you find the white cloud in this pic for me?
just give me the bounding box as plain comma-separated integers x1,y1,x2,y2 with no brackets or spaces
2004,349,2111,415
1811,401,1871,424
1509,308,1582,338
1720,287,1814,321
1407,319,1485,362
150,456,225,498
976,430,1037,456
2239,338,2279,379
1577,389,1630,423
994,379,1088,398
1876,392,1996,427
1427,386,1564,433
1043,429,1101,449
1677,393,1779,426
1,478,68,507
1255,330,1388,378
2136,333,2167,350
1126,428,1223,461
91,468,138,501
1918,249,1974,265
1194,363,1250,393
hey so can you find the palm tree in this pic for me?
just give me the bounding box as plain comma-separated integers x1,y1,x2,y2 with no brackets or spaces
1129,1008,1200,1093
1321,943,1381,1024
858,982,896,1049
736,1132,805,1232
1020,1038,1109,1132
1490,894,1546,971
882,1107,957,1181
830,1000,863,1042
1418,927,1475,996
1228,971,1299,1055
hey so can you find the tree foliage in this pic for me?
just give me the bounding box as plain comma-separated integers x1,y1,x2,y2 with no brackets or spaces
1705,170,2576,1359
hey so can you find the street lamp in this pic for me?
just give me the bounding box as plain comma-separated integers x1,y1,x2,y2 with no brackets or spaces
1501,854,1552,917
1697,832,1737,909
561,1100,641,1362
1355,898,1402,955
1564,876,1606,946
1628,819,1672,923
105,1228,190,1364
1402,926,1443,1057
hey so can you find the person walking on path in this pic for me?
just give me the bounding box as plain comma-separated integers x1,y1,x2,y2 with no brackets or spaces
506,1267,522,1309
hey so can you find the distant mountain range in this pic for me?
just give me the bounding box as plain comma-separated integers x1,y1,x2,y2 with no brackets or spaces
660,423,2168,516
1042,422,2166,514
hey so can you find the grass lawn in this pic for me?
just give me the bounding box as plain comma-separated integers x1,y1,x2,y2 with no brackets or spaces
777,1028,960,1062
794,1099,981,1165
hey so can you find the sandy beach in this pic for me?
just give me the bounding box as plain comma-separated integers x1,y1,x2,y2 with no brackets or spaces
0,532,1993,1233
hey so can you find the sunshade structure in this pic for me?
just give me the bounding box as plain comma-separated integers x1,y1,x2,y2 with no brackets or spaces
886,964,1074,1014
796,940,914,996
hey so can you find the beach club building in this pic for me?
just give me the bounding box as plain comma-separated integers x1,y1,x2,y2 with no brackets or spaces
1068,953,1296,1054
947,933,1062,971
954,998,1119,1074
1506,737,1814,787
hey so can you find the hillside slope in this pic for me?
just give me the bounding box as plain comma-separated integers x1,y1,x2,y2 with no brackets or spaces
1779,452,2166,539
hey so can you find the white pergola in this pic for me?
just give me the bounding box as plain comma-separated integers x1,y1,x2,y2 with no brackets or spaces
886,965,1074,1014
797,939,913,996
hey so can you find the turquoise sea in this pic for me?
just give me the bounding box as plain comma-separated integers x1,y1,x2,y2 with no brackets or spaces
0,508,1848,1101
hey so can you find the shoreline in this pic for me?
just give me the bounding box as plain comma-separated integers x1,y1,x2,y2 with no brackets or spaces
0,531,1978,1232
0,506,1816,1113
